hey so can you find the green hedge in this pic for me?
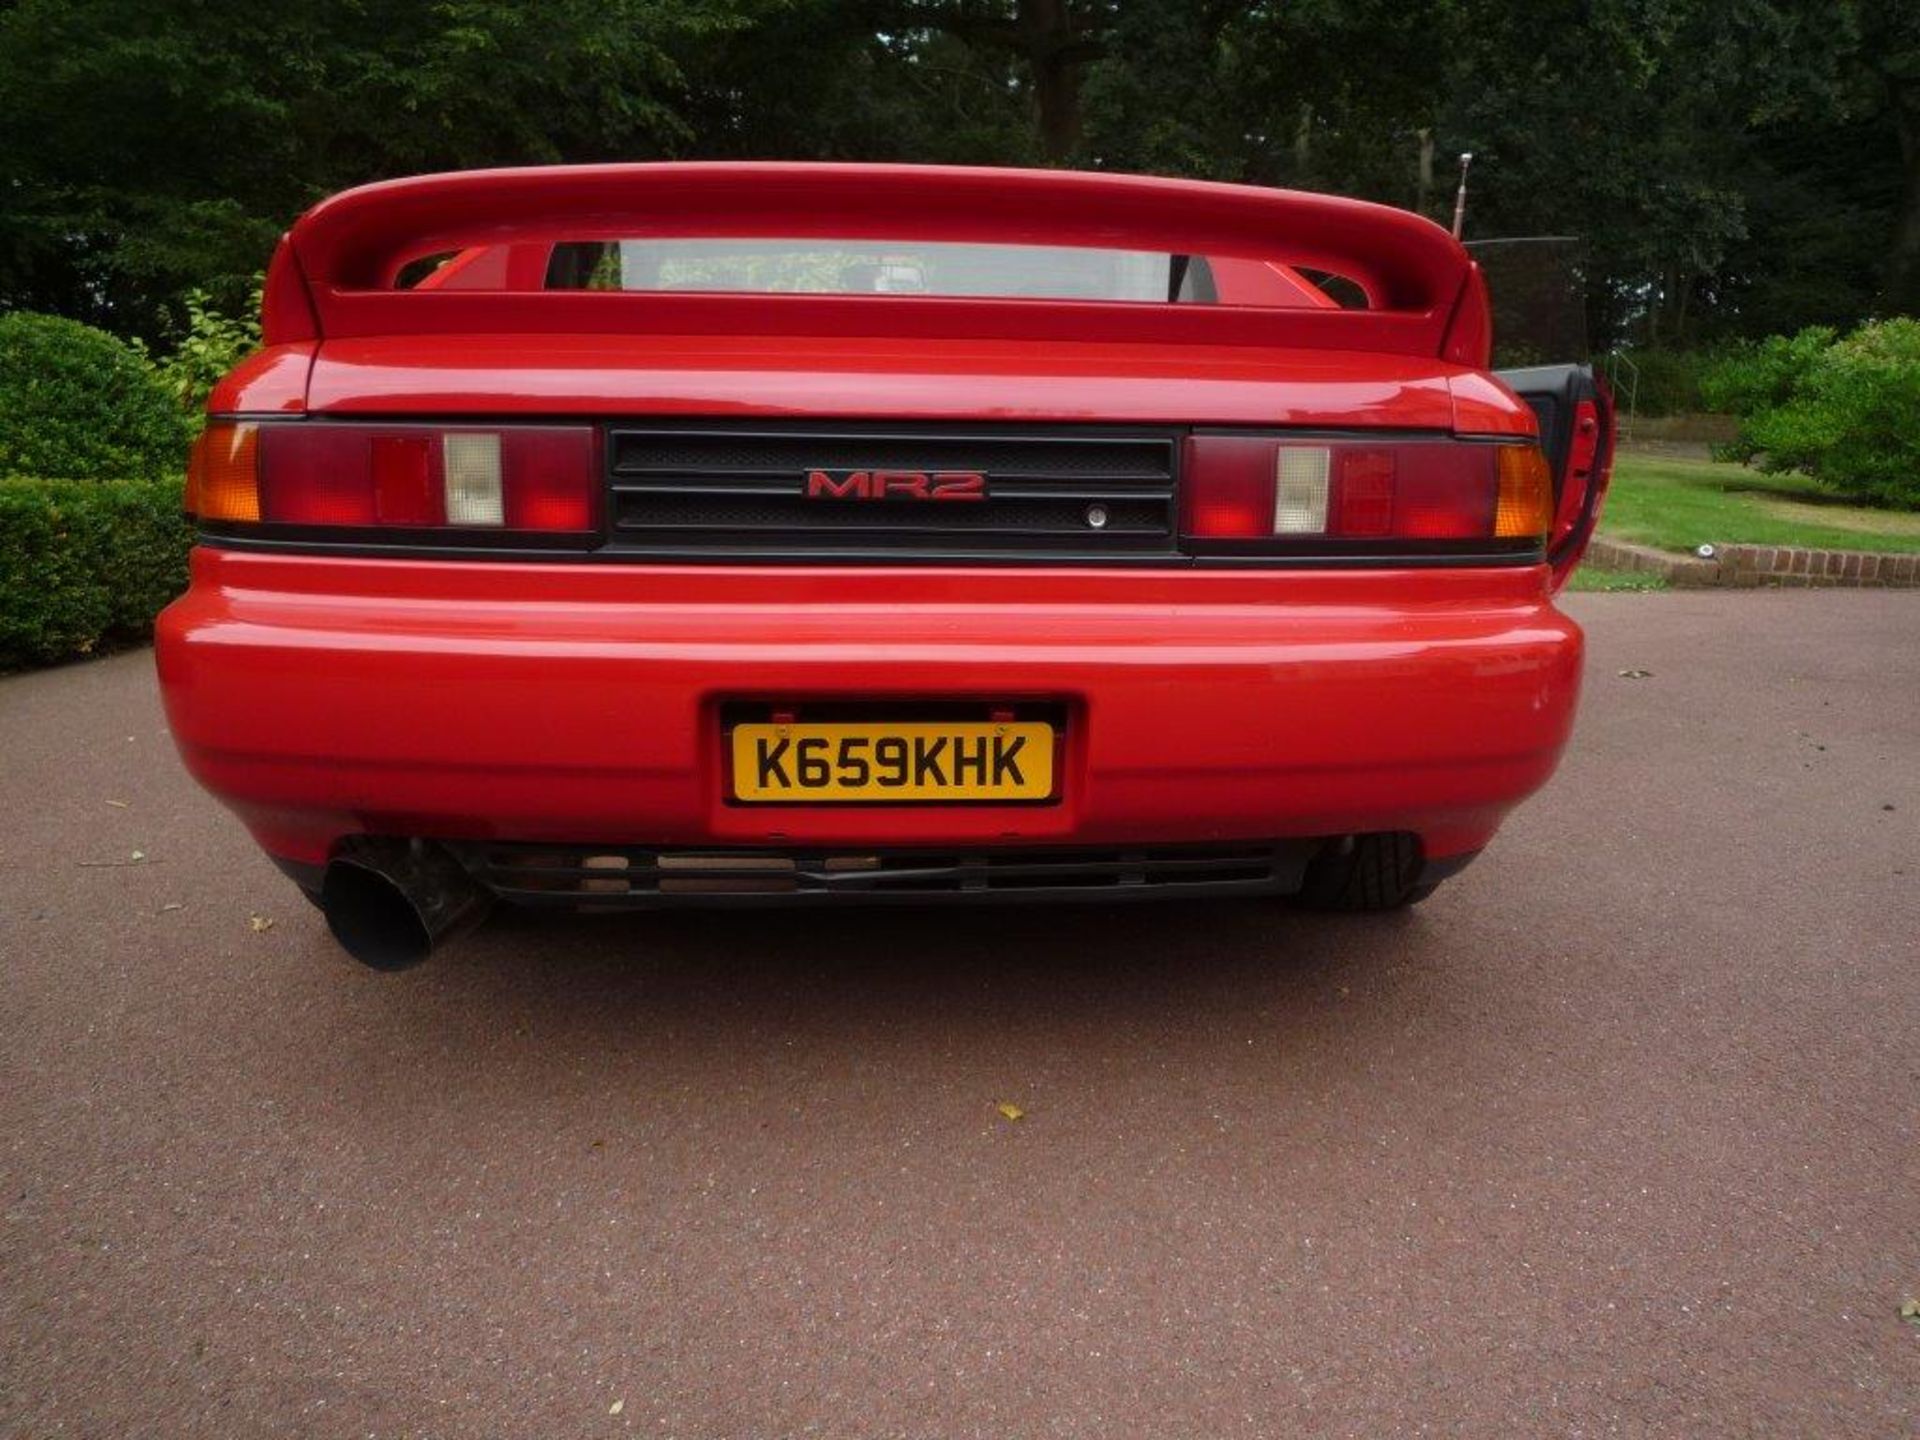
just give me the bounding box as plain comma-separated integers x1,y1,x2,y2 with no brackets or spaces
0,477,193,670
0,313,192,478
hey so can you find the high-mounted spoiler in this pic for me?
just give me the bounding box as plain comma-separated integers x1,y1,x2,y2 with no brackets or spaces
263,163,1491,365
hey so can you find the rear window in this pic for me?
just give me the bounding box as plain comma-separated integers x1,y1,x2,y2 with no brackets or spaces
543,240,1218,303
402,239,1355,309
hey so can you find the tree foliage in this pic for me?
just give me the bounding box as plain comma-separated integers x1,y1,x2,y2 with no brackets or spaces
0,0,1914,347
149,287,264,416
0,0,742,331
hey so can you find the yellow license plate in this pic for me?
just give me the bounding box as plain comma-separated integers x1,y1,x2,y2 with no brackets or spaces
730,721,1056,803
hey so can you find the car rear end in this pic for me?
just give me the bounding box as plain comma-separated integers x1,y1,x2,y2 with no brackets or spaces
155,163,1613,967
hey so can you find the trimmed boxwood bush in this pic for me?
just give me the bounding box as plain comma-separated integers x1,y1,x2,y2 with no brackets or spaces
0,312,192,479
0,477,193,669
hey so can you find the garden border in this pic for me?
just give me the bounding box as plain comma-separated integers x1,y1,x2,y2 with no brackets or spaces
1587,536,1920,588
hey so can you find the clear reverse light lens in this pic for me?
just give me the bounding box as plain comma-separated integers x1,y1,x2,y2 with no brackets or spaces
1273,447,1330,534
443,432,504,525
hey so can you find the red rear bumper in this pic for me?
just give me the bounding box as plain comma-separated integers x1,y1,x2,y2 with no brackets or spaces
155,548,1583,869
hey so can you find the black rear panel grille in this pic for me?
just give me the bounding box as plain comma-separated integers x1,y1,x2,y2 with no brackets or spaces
607,423,1178,561
458,841,1315,907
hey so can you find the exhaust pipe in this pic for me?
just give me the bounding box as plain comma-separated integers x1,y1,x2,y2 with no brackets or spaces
320,838,492,970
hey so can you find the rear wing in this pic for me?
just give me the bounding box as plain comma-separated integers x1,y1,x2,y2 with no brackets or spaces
263,163,1491,365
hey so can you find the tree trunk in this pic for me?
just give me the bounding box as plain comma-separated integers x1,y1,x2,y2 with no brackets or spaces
1021,0,1084,162
1031,63,1083,160
1886,76,1920,313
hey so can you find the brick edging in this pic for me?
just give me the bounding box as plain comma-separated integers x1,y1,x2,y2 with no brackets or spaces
1585,536,1920,588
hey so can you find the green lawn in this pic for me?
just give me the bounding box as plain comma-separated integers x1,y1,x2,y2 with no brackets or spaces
1601,452,1920,555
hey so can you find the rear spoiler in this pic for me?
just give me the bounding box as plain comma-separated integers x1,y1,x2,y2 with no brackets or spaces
263,163,1490,364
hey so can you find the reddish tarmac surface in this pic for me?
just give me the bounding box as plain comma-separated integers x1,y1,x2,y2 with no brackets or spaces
3,591,1916,1438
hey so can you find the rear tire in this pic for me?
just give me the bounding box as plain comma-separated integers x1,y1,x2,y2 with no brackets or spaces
1294,833,1432,913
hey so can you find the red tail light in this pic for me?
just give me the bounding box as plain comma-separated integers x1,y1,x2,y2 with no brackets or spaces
1181,436,1552,551
184,422,599,536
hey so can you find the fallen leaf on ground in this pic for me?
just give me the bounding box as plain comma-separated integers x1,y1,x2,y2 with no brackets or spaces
159,903,185,913
248,913,275,933
1617,669,1653,679
609,1398,624,1415
995,1102,1025,1122
105,799,129,809
1900,1298,1920,1325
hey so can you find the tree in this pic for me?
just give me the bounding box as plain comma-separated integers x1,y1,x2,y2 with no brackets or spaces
896,0,1118,161
0,0,741,335
1435,0,1873,347
0,0,1913,348
677,0,1039,164
1852,1,1920,311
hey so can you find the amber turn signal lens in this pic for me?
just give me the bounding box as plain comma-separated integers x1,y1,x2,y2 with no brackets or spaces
1493,444,1553,539
185,422,261,522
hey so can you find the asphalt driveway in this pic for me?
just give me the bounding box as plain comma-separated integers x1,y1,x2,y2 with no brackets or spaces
2,591,1916,1437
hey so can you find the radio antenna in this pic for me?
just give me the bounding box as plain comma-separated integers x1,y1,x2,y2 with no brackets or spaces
1451,153,1474,239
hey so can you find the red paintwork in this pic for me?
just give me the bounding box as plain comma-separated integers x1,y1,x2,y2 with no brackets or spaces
299,333,1531,433
1439,261,1493,369
292,163,1466,300
207,343,314,414
261,163,1490,365
160,162,1596,884
1548,378,1618,585
1207,257,1343,309
409,243,513,291
1552,399,1602,546
260,235,318,347
156,549,1581,868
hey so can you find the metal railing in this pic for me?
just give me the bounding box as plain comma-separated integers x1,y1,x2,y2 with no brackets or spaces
1602,351,1639,444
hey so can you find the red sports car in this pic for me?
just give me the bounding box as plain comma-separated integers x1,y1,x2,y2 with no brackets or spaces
156,163,1613,969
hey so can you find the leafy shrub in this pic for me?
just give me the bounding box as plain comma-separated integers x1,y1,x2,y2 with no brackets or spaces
1702,320,1920,508
0,477,192,669
1698,328,1834,447
0,313,192,479
150,286,262,416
